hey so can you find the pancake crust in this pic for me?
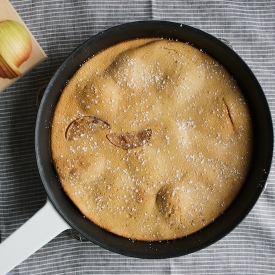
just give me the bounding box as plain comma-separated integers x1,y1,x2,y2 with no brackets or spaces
51,38,253,241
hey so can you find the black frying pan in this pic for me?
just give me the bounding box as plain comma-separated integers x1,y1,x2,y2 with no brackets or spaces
0,21,273,272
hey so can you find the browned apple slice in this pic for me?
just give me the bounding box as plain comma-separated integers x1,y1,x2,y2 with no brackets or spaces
106,129,152,150
66,116,110,141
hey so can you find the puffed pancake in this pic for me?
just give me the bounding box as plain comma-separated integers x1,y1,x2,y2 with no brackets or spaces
51,38,253,241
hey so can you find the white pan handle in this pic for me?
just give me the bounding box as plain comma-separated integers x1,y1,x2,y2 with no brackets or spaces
0,199,71,275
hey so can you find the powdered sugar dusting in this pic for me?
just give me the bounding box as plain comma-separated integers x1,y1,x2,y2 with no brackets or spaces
51,38,253,241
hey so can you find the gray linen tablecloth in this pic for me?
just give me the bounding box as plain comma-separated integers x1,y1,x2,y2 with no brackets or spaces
0,0,275,274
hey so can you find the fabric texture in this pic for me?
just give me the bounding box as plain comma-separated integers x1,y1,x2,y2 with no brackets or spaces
0,0,275,274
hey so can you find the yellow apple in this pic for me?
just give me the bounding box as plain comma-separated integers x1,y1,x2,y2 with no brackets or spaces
0,20,32,79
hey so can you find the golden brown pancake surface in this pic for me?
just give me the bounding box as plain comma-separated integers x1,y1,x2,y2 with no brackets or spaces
51,38,253,241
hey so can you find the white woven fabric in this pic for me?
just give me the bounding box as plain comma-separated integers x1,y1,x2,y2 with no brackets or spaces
0,0,275,274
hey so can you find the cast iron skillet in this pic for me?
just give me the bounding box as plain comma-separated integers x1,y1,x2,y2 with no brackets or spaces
14,20,274,262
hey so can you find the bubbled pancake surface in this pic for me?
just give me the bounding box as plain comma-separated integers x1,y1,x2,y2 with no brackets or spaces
51,38,253,241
